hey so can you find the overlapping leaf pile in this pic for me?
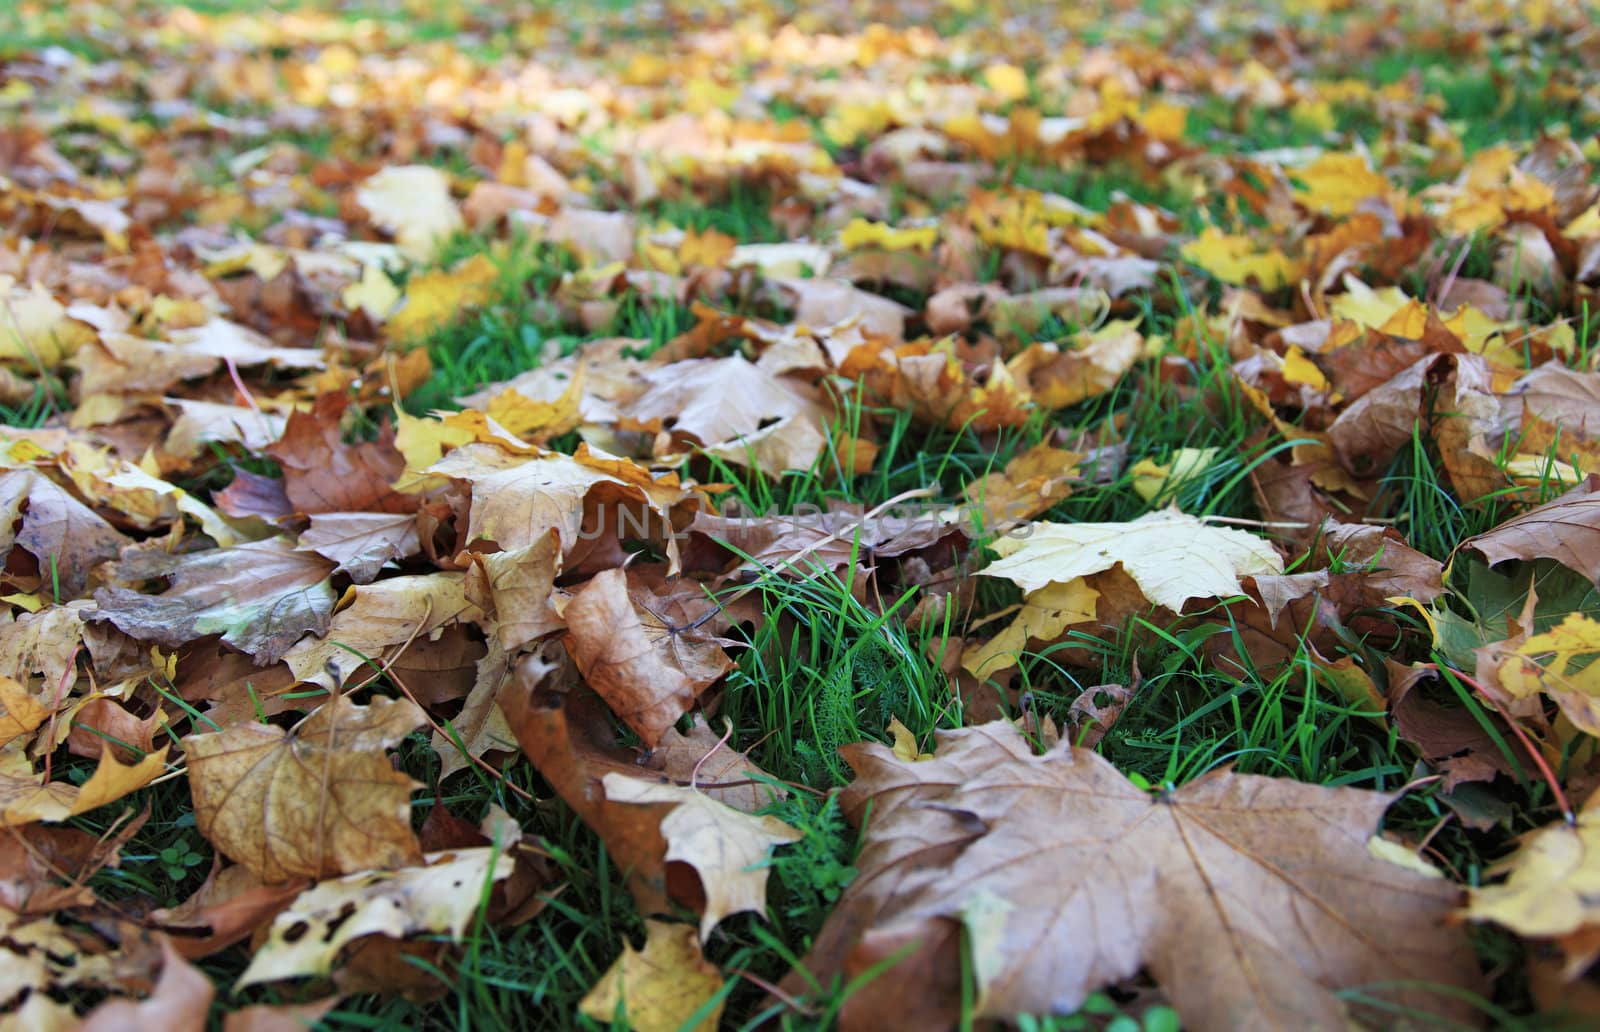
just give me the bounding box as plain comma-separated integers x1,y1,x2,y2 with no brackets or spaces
3,0,1600,1027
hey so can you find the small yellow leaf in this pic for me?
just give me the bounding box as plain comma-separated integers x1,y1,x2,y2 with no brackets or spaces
1367,836,1444,880
1293,153,1389,217
1131,447,1219,504
1180,229,1303,289
983,63,1030,102
580,920,724,1032
343,260,403,321
962,577,1099,678
387,254,499,341
0,675,51,747
1280,347,1328,392
888,717,933,762
1464,789,1600,938
1497,613,1600,736
839,217,939,253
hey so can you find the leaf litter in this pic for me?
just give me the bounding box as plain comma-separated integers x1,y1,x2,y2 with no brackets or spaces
1,0,1599,1028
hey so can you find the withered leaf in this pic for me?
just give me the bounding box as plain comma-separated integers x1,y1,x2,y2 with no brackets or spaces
183,696,425,882
981,510,1283,610
1459,474,1600,584
563,567,733,748
503,676,673,916
789,720,1477,1031
281,571,478,690
0,467,131,599
580,920,724,1032
266,393,417,517
239,847,512,986
297,511,422,584
603,772,801,939
90,537,336,666
79,937,214,1032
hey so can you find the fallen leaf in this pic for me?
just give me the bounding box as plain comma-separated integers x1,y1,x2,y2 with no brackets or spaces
1463,787,1599,939
297,511,421,584
961,577,1099,678
1459,474,1600,583
79,936,213,1032
562,567,733,748
149,864,309,960
266,393,417,517
503,678,673,915
386,254,499,341
221,998,342,1032
183,696,425,881
0,468,131,599
356,166,463,262
961,442,1082,526
646,715,785,814
1496,612,1600,736
980,510,1283,610
90,538,336,666
579,920,724,1032
239,847,513,986
789,720,1477,1030
280,571,478,690
1,741,170,824
603,771,802,939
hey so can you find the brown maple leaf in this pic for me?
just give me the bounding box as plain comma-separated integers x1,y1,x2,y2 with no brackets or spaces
0,467,131,599
266,392,417,516
90,537,336,666
786,720,1478,1031
561,567,733,747
183,696,426,881
1458,473,1600,583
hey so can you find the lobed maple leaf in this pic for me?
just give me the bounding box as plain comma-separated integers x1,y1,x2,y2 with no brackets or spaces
788,720,1479,1031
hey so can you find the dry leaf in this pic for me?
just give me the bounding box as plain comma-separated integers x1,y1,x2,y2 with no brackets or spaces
579,920,724,1032
91,537,336,666
184,696,425,881
239,847,513,986
0,468,131,599
1464,787,1599,939
603,771,801,939
789,720,1477,1030
981,510,1283,610
79,936,213,1032
356,166,463,262
562,567,732,748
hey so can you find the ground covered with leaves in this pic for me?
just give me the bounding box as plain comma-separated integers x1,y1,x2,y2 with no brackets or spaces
2,0,1599,1028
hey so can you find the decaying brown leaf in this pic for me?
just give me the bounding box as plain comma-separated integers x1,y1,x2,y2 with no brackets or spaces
239,847,513,986
91,537,336,666
788,720,1477,1030
184,696,425,881
602,772,801,939
562,567,733,747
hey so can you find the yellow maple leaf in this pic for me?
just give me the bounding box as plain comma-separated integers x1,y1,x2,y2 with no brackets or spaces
1131,447,1220,503
1498,613,1600,736
580,920,724,1032
1464,788,1600,939
1180,229,1303,289
888,717,933,762
962,577,1099,678
388,254,499,341
1280,346,1329,391
1293,153,1390,217
839,217,939,253
983,62,1030,102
